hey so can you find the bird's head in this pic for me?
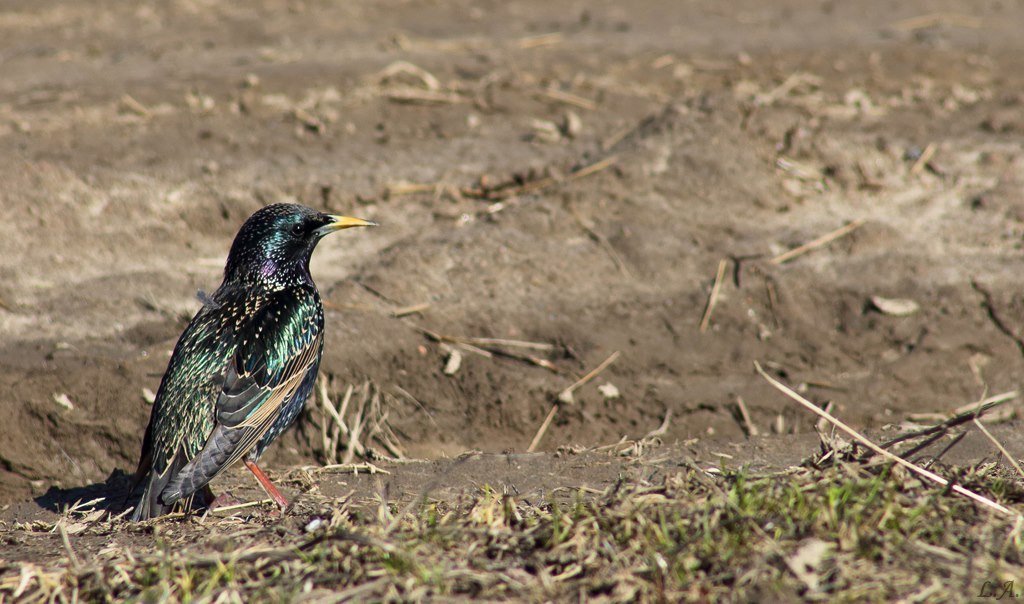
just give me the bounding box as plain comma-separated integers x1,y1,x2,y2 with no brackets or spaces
224,203,376,287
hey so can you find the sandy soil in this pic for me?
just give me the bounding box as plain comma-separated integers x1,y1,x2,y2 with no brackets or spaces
3,0,1024,542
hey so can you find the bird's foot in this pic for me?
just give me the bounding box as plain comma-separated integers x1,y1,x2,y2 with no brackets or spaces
207,492,244,511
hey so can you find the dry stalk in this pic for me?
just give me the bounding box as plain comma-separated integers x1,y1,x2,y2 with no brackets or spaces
558,351,620,404
460,155,617,201
517,32,564,48
527,404,559,453
644,409,672,439
973,417,1024,480
892,13,982,31
57,522,81,569
568,203,632,278
881,390,1017,450
207,499,274,515
537,88,596,110
318,379,405,465
755,361,1020,519
415,326,558,371
699,259,729,332
391,302,431,317
735,396,759,437
910,142,936,175
770,219,866,265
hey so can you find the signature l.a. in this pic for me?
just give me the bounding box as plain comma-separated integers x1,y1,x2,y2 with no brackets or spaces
979,580,1019,599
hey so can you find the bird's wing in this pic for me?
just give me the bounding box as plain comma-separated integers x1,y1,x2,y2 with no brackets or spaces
131,292,256,519
158,287,323,502
138,296,248,479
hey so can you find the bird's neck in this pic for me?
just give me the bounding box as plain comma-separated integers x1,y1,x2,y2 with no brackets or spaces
226,257,315,292
224,241,317,291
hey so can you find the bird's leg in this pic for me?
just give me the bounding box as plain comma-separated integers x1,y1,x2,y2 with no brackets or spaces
204,485,243,511
243,459,290,509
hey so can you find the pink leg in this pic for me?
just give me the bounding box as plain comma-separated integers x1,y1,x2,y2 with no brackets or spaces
208,492,243,510
244,459,290,509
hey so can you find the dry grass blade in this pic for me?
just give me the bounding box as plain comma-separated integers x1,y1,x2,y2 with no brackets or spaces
644,409,672,439
973,416,1024,480
319,379,361,463
557,351,621,404
377,61,441,90
568,203,632,278
315,462,390,475
391,385,441,430
119,94,150,117
384,88,465,104
880,390,1017,449
317,380,404,465
735,396,759,437
391,302,430,317
459,337,554,351
527,404,559,452
6,459,1024,601
57,522,80,569
461,155,617,201
207,499,274,515
910,142,936,175
415,326,558,370
343,385,370,465
489,348,560,372
699,259,729,332
923,431,968,469
755,361,1020,518
892,12,982,31
414,326,493,358
569,155,618,181
770,219,866,265
324,577,391,602
537,88,597,110
517,32,564,48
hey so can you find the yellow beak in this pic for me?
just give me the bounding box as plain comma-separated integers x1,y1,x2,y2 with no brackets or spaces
324,215,378,231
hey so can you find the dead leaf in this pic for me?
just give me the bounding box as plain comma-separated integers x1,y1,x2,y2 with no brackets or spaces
871,296,920,316
598,382,620,400
786,538,833,592
53,393,74,411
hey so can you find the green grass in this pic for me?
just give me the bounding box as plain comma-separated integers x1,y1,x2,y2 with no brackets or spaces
4,460,1024,602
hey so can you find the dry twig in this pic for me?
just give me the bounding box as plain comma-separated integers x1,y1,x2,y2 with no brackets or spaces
735,396,759,437
974,416,1024,480
699,259,729,332
755,361,1019,518
537,88,597,111
892,13,982,31
461,155,617,201
415,326,558,371
770,219,866,265
558,351,621,404
881,390,1018,449
568,204,632,277
527,404,559,453
910,143,936,175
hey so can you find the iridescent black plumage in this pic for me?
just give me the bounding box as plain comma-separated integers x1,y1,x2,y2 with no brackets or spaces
130,204,375,521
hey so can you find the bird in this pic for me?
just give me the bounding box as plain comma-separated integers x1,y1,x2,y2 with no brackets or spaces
129,203,376,521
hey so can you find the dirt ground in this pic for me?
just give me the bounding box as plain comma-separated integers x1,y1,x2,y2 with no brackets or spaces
3,0,1024,594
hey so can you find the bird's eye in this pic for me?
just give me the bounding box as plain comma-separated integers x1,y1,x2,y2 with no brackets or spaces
291,224,304,236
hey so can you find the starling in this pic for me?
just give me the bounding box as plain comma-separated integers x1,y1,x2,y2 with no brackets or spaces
130,203,376,521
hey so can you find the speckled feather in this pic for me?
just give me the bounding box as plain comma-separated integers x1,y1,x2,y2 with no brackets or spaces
130,204,348,521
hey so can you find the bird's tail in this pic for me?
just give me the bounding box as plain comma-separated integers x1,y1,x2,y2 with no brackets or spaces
160,425,246,505
129,447,190,521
